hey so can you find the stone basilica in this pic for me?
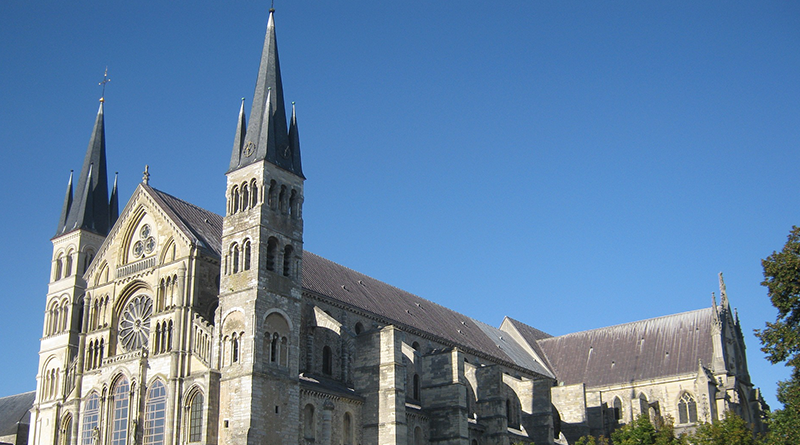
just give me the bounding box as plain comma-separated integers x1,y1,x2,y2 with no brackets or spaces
21,8,767,445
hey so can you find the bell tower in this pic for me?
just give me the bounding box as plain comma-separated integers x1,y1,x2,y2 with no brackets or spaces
31,96,118,445
217,8,304,445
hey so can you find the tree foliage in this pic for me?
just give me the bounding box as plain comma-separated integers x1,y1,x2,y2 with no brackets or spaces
757,226,800,444
692,411,763,445
609,414,685,445
757,226,800,369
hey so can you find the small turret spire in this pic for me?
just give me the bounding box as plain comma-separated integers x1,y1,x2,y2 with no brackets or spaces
229,98,247,170
718,272,729,310
56,171,74,235
143,165,150,185
109,172,119,228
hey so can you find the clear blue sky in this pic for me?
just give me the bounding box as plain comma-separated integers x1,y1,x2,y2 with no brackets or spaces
1,1,798,411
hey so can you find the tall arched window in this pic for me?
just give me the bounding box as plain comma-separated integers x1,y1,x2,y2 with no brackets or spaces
271,333,279,363
250,180,258,208
144,380,167,445
110,376,130,445
279,185,287,214
60,413,72,445
243,240,251,271
413,374,421,401
343,412,353,445
266,237,278,271
241,183,249,211
80,392,100,445
612,396,622,422
65,251,73,277
54,254,63,281
231,186,240,214
283,245,293,277
303,404,315,440
231,243,239,274
187,391,204,443
322,345,332,375
268,180,277,209
678,392,697,424
231,334,240,363
414,426,423,445
289,189,297,218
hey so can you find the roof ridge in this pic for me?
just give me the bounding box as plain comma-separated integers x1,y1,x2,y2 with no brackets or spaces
541,306,714,341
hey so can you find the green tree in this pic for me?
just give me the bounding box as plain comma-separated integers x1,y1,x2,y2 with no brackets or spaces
575,435,610,445
690,411,763,445
610,414,684,445
757,226,800,444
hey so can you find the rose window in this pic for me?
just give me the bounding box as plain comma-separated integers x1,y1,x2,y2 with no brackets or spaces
118,294,153,352
131,224,157,259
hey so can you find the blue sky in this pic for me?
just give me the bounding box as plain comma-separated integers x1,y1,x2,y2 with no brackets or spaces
1,1,799,411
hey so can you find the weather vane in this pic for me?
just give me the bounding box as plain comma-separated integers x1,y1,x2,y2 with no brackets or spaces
99,67,111,102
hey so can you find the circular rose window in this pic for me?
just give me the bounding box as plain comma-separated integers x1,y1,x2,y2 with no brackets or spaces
118,294,153,352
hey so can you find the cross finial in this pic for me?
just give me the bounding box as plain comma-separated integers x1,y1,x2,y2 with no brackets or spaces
142,165,150,185
99,67,111,103
270,0,275,12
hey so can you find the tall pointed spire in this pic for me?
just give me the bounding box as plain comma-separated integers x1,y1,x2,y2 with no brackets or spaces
56,101,112,237
55,171,74,235
289,101,303,177
228,8,302,176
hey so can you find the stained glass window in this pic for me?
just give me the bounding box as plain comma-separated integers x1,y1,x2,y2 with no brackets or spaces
678,392,697,424
119,295,153,351
188,392,204,442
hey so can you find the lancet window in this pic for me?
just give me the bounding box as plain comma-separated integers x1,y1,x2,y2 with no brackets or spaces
144,380,167,445
678,392,697,424
80,392,100,445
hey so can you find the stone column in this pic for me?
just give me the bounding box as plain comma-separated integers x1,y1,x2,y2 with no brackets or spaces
321,400,335,445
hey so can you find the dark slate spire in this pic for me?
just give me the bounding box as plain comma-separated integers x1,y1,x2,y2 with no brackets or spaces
56,101,111,237
288,102,304,178
229,98,247,171
228,9,302,177
109,172,119,228
55,171,74,235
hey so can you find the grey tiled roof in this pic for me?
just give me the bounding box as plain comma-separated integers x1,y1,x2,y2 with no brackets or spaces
149,190,551,377
535,308,715,387
302,252,552,375
0,391,34,436
145,186,224,257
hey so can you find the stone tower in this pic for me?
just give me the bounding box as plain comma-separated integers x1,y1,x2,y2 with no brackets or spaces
31,99,118,444
217,8,305,445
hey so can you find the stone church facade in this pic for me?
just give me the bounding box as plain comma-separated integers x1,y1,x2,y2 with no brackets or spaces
26,9,765,445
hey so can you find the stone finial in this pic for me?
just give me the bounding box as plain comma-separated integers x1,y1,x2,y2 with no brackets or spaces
143,165,150,185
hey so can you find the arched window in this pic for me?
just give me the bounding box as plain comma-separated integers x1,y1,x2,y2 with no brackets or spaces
61,301,69,332
271,333,279,362
250,180,258,208
279,185,287,214
612,396,622,422
678,392,697,424
343,412,353,445
283,245,293,277
280,337,288,366
414,426,423,445
303,404,315,440
413,374,421,401
322,345,332,375
84,249,95,274
144,380,167,445
231,243,239,273
241,183,249,211
54,254,63,281
243,240,251,271
65,251,73,277
110,376,130,445
86,342,95,370
60,413,72,445
289,189,297,218
80,392,100,445
268,180,277,209
231,334,240,363
266,237,278,271
231,186,240,214
355,323,364,335
187,390,204,443
507,397,520,429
